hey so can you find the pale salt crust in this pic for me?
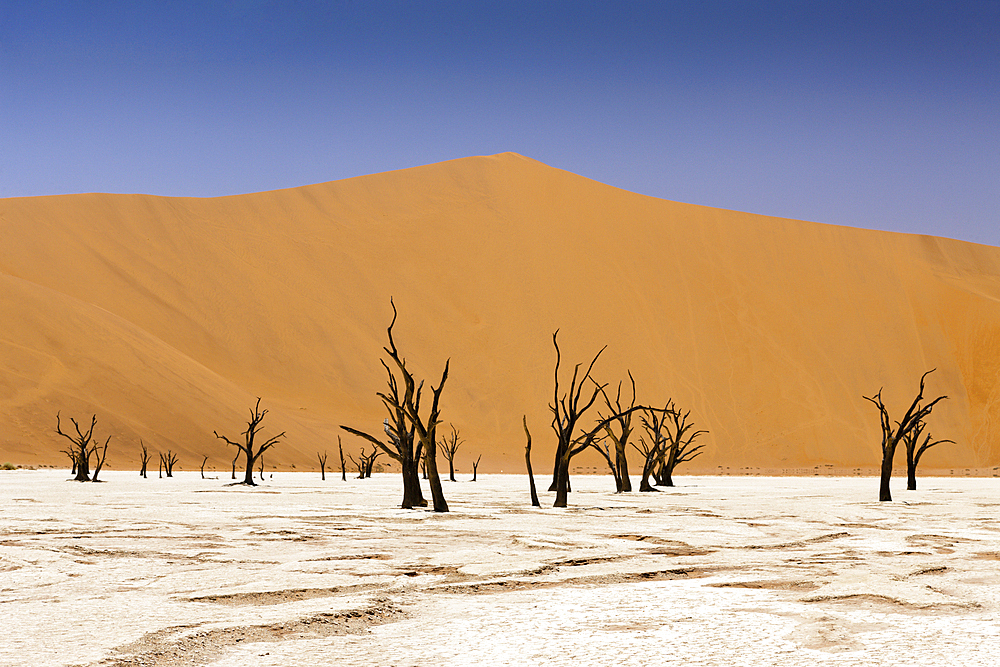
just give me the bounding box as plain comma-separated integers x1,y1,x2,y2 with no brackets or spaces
1,471,998,666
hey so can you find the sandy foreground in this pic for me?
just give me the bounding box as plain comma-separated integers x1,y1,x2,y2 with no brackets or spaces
2,471,998,666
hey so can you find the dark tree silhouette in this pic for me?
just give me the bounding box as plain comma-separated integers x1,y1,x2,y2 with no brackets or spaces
139,440,151,478
654,402,707,487
230,451,238,480
55,412,109,482
364,448,382,477
214,397,285,487
159,450,178,477
90,438,109,482
546,332,642,508
440,425,463,482
200,455,209,479
632,437,660,492
597,373,637,492
338,436,347,481
317,450,328,481
471,454,481,482
903,418,953,491
864,369,947,502
341,300,449,511
523,416,540,507
635,404,670,492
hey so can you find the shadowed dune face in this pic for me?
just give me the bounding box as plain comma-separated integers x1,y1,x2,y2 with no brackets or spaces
2,152,999,472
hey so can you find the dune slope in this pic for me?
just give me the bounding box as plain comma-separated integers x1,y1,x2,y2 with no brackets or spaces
2,153,999,473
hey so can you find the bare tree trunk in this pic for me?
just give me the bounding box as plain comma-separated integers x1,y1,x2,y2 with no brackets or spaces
879,447,895,502
91,439,109,482
423,438,448,512
400,457,426,509
318,451,327,481
139,441,150,478
553,455,571,508
616,447,631,492
524,417,540,507
201,455,208,479
906,460,917,491
472,454,481,481
338,436,347,481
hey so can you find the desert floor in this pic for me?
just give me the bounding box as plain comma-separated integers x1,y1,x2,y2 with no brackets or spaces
2,471,998,666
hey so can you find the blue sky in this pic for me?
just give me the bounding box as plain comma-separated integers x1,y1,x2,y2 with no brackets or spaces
2,1,998,245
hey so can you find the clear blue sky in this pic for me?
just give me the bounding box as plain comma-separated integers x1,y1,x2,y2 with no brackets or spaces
2,1,998,245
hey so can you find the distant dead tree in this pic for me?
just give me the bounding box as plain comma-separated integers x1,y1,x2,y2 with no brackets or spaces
348,445,383,479
200,455,209,479
440,425,463,482
546,331,643,508
139,440,151,478
159,450,178,477
258,455,265,481
903,420,953,491
471,454,482,481
230,451,238,480
864,369,947,502
214,397,284,486
347,450,365,478
596,373,637,492
62,447,78,477
364,448,382,477
338,436,347,481
55,412,110,482
317,450,328,481
523,416,540,507
341,300,449,511
654,401,707,487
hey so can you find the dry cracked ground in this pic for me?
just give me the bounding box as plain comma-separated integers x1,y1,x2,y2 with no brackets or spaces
2,471,999,666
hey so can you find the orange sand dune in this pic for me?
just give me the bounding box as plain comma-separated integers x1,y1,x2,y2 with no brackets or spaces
2,153,999,475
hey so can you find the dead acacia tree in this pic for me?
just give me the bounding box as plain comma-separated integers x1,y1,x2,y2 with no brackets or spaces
547,332,643,508
200,455,209,479
90,438,109,482
632,437,660,492
55,412,110,482
634,404,670,492
317,450,328,481
341,300,449,511
654,402,707,487
159,450,178,477
338,436,347,481
864,369,947,502
139,440,151,478
597,373,637,492
903,420,953,491
214,397,285,486
523,416,541,506
440,425,463,482
347,447,369,479
364,448,383,477
471,454,482,481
